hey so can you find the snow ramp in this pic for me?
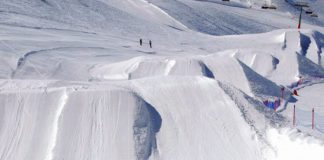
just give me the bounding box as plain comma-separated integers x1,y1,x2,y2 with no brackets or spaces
129,76,280,160
0,82,162,160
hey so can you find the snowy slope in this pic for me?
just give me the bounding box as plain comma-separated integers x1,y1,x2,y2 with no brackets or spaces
129,77,265,160
148,0,324,35
0,81,153,160
1,0,324,160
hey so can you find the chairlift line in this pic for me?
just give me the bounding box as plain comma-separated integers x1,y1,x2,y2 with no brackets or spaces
261,0,276,10
294,1,309,7
305,9,313,14
261,5,269,9
291,1,318,18
268,5,277,9
310,13,318,18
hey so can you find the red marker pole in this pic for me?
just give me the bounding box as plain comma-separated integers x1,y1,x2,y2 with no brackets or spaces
298,7,302,29
312,108,315,130
281,87,285,100
293,105,296,127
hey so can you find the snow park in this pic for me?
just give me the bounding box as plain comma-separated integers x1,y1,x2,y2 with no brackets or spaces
0,0,324,159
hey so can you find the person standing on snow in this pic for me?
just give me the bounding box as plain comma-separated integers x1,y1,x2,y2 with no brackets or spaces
140,38,143,46
149,40,152,48
297,76,303,86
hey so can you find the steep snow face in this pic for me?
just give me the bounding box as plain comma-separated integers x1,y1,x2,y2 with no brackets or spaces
129,77,265,160
0,88,68,160
52,88,156,160
0,82,163,160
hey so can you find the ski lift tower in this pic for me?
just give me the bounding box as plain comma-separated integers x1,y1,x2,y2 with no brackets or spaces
294,1,309,29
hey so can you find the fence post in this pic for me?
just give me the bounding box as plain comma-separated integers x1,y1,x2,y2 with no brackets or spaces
293,105,296,127
312,108,315,130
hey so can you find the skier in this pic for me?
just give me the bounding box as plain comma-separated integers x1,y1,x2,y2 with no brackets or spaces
274,99,280,111
149,40,152,48
297,76,303,86
140,38,143,46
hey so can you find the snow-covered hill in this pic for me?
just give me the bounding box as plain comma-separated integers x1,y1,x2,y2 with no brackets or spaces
0,0,324,160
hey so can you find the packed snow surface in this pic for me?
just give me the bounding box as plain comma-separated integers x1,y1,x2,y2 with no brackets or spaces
0,0,324,160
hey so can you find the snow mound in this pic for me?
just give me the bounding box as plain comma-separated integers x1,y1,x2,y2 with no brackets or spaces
0,83,162,160
90,56,216,81
129,76,264,159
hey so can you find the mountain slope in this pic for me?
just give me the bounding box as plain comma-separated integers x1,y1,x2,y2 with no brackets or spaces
0,0,324,160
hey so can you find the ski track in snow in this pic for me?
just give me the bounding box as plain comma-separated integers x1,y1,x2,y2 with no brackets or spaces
164,59,176,76
45,88,69,160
